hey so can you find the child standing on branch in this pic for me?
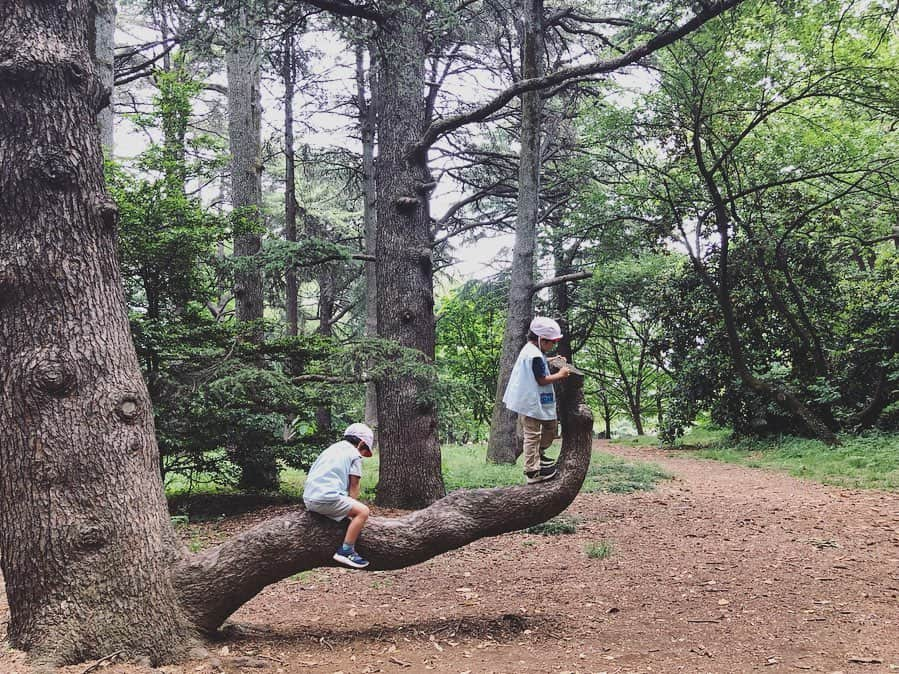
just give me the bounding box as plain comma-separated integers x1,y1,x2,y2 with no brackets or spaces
303,423,375,569
502,317,571,484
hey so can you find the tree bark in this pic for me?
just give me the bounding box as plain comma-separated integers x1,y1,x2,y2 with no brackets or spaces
311,211,335,438
487,0,546,464
372,0,446,508
0,1,195,663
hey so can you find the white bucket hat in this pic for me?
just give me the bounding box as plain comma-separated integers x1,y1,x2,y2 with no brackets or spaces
344,422,374,453
529,316,563,341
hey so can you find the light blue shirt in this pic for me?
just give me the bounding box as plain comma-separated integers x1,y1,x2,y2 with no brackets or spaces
303,440,363,502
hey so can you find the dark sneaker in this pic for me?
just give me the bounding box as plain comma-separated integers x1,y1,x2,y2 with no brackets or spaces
525,466,558,484
540,453,556,468
333,549,369,569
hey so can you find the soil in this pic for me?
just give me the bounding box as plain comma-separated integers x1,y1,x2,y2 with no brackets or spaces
2,440,898,674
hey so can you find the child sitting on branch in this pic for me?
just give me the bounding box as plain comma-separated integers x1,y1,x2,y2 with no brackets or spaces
303,423,375,568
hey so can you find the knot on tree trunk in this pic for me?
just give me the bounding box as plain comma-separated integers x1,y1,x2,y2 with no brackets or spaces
34,148,79,187
394,195,419,211
96,194,119,229
32,353,78,398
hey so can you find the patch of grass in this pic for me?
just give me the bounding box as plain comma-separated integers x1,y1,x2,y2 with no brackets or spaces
290,570,328,583
614,434,659,447
441,443,526,491
581,453,671,494
693,432,899,491
614,425,730,449
524,515,580,535
170,514,189,527
187,532,204,553
584,540,613,559
679,425,731,447
442,444,671,496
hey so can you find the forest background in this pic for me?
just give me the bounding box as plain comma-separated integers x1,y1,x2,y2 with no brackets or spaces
100,0,899,507
2,0,899,666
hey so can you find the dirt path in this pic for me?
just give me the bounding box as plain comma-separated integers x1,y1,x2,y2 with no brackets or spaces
2,440,898,674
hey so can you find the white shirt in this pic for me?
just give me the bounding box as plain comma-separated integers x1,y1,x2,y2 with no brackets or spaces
302,440,363,501
502,341,557,420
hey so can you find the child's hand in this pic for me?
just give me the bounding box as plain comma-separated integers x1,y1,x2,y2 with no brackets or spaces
558,365,571,378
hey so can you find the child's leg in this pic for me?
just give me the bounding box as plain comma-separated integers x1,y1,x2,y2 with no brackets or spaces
519,415,543,474
333,498,372,569
342,500,370,547
539,419,556,452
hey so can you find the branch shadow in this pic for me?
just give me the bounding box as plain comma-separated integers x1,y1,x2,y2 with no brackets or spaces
217,612,564,647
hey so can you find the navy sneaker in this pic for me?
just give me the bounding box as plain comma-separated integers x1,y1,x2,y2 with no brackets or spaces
333,549,369,569
525,466,558,484
540,453,556,468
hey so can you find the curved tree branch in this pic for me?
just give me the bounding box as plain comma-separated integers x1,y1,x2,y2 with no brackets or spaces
174,378,593,634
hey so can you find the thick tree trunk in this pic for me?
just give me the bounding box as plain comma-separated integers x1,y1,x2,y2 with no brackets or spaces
488,0,546,464
0,2,194,663
227,4,278,490
372,0,445,508
603,396,612,439
313,212,336,438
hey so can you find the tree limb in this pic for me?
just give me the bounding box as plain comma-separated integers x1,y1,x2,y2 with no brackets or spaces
532,271,593,293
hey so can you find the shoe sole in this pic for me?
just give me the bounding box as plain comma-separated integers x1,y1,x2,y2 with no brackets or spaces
333,552,369,569
526,471,557,484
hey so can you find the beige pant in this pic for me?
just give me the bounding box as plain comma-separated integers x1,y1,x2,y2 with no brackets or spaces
518,415,557,473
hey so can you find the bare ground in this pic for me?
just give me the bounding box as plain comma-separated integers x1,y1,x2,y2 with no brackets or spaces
2,440,898,674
